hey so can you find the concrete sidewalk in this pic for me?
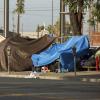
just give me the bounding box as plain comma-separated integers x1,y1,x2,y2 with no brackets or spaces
0,71,100,82
40,71,100,82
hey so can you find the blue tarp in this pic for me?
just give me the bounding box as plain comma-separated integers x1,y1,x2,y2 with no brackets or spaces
31,36,90,71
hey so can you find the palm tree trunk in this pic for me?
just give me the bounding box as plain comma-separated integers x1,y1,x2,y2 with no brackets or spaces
17,14,20,34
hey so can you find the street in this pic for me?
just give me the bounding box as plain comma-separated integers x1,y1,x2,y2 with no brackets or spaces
0,77,100,100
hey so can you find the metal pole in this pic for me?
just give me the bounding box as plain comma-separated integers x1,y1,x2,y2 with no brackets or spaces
3,0,5,36
72,46,77,77
8,55,10,74
4,0,9,38
74,56,76,77
7,46,11,74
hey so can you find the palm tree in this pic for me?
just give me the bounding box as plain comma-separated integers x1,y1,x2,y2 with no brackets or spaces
88,0,100,32
14,0,25,34
92,0,100,31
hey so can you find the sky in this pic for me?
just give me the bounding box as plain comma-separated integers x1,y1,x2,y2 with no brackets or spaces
0,0,60,32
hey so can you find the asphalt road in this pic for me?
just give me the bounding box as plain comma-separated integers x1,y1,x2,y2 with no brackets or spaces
0,77,100,100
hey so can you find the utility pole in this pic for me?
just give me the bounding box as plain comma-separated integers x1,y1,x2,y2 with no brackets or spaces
17,14,20,34
52,0,54,26
4,0,9,38
51,0,54,33
60,0,65,43
37,24,40,38
12,15,15,33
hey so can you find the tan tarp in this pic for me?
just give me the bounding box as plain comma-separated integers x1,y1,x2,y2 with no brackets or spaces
0,35,55,71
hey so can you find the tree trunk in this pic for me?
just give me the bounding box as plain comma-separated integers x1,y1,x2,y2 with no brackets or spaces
69,0,83,35
17,14,20,34
78,0,83,35
70,12,81,35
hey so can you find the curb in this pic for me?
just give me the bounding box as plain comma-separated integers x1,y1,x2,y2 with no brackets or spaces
0,74,26,78
0,71,100,82
0,74,100,83
39,76,63,80
0,74,62,80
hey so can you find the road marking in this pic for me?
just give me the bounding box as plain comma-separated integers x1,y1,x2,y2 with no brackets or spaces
0,92,77,97
0,93,80,100
0,82,32,85
82,78,87,82
82,78,100,83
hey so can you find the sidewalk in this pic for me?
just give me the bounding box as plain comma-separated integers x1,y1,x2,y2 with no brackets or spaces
0,71,100,82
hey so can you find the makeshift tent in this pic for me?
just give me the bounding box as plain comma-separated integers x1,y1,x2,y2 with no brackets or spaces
0,35,55,71
31,36,90,71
